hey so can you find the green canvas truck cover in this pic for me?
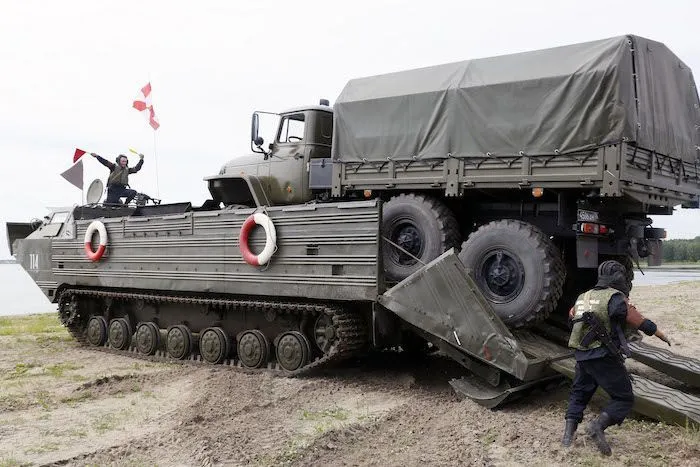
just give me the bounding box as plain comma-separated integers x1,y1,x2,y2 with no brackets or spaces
332,35,700,163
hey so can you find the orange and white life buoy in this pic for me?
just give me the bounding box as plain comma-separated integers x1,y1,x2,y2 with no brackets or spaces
239,213,277,266
84,220,108,262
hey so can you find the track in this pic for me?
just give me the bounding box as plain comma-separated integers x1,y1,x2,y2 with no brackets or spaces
57,287,368,377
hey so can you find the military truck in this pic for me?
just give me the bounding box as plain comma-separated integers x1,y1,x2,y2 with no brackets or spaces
210,34,700,328
7,34,700,427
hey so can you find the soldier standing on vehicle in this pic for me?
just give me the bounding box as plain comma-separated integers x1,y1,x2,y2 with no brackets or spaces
561,260,670,455
91,152,144,205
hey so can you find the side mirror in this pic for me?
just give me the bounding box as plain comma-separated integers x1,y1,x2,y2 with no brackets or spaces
251,112,260,144
250,111,273,157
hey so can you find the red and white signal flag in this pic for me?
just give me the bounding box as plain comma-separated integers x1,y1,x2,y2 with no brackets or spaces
132,82,160,130
73,148,87,163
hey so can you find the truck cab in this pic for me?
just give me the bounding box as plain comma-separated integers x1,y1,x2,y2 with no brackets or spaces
206,101,333,207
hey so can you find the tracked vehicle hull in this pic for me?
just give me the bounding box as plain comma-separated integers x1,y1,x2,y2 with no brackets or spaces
14,200,382,373
10,198,700,428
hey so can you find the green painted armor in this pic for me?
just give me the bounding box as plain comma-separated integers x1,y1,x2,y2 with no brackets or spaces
568,288,619,350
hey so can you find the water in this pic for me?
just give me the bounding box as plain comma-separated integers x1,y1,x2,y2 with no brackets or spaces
0,264,698,317
633,268,700,286
1,263,57,317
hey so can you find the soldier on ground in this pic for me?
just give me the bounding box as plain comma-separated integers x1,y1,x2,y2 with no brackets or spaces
562,260,671,455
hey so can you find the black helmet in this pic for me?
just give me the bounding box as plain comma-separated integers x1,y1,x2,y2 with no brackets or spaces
596,260,631,296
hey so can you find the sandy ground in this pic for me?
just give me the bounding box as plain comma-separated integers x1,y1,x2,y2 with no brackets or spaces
1,281,699,467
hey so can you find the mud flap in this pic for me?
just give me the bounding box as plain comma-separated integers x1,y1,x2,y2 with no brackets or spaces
576,235,598,268
378,249,530,381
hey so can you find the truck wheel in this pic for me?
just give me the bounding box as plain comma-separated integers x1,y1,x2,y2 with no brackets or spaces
458,220,565,328
382,194,460,282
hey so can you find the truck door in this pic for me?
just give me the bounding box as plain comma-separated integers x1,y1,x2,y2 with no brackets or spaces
265,112,308,204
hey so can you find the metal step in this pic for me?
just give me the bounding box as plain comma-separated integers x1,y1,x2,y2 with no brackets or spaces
628,341,700,388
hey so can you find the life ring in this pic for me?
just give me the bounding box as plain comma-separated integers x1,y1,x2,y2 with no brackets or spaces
84,220,108,262
239,213,277,266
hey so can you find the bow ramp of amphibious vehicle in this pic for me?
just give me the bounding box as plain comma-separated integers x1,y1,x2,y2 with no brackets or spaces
9,199,700,427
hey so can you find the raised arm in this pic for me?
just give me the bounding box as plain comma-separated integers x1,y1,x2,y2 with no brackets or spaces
91,153,115,170
129,155,144,174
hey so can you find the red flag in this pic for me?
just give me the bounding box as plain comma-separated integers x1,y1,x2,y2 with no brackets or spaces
73,148,86,163
132,82,160,130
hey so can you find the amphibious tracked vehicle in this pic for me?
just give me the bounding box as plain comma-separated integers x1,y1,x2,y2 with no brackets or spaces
8,35,700,426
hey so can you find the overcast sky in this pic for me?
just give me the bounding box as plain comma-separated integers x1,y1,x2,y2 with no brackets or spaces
1,0,699,257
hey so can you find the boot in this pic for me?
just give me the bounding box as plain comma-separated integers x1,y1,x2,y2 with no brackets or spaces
586,412,614,456
561,419,578,447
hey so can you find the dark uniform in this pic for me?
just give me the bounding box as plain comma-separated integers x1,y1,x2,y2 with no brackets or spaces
561,260,660,456
93,153,144,205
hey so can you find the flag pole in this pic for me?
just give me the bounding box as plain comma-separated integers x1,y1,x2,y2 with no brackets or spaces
153,128,160,198
149,72,160,199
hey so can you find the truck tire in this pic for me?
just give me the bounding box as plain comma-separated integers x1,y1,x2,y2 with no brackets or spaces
458,220,565,328
382,194,460,282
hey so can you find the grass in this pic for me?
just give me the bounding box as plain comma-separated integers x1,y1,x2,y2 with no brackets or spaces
298,407,353,441
480,428,498,445
35,391,52,410
4,361,83,382
23,442,60,455
6,362,40,378
44,362,82,377
35,334,74,345
93,413,120,433
279,439,308,464
59,391,95,405
299,407,349,422
69,428,88,438
0,458,31,467
576,454,605,467
0,394,25,410
0,314,65,336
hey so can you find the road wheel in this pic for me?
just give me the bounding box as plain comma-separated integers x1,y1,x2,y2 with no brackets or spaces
458,219,565,328
108,318,132,350
382,193,460,282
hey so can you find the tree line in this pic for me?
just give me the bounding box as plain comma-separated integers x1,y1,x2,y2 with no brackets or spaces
662,237,700,263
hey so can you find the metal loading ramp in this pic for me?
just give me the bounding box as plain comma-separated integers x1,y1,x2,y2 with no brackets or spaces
516,331,700,428
379,249,700,427
628,341,700,388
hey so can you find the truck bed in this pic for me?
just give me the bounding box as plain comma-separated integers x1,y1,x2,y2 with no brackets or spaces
332,35,700,207
335,143,700,207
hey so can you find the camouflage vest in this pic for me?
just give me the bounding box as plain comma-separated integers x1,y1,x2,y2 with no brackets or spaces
108,166,129,187
568,288,620,350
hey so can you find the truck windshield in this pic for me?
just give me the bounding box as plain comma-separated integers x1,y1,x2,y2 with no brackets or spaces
49,212,69,224
278,114,305,143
